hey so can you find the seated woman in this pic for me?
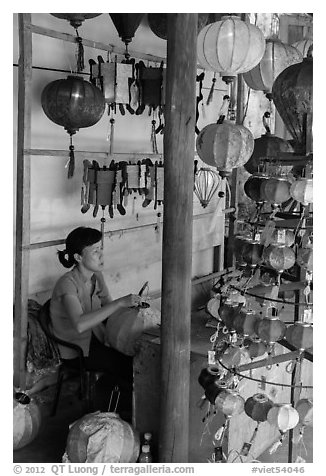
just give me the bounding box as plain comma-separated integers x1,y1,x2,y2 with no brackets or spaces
50,226,142,418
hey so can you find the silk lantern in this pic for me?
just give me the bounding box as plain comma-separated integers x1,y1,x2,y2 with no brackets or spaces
245,393,274,422
109,14,143,49
260,176,292,206
198,366,223,390
233,309,258,338
194,167,221,208
218,345,243,368
244,174,269,203
295,398,313,428
254,314,286,345
290,178,313,206
218,301,242,331
13,393,42,450
197,15,265,84
267,404,300,432
292,39,313,58
269,229,295,247
244,338,268,359
285,322,313,352
196,122,254,177
243,38,302,97
263,244,296,273
205,380,228,405
215,390,245,417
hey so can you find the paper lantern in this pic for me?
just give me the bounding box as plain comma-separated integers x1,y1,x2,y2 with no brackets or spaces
296,247,313,272
196,122,254,177
206,296,221,319
244,174,269,203
285,322,313,352
204,381,228,405
148,13,211,39
215,390,245,416
269,229,295,247
65,412,140,462
218,346,243,368
13,393,42,450
109,14,144,46
233,309,258,338
290,178,313,206
292,39,313,58
255,316,286,345
260,176,292,205
194,168,221,208
244,393,274,422
197,15,265,83
244,338,268,358
218,301,242,331
198,366,222,390
295,399,313,427
272,55,313,154
51,13,102,28
243,38,302,96
267,404,300,432
263,244,296,272
241,240,264,268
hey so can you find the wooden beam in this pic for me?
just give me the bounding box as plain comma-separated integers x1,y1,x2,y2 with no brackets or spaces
14,14,32,390
159,13,197,463
25,149,163,161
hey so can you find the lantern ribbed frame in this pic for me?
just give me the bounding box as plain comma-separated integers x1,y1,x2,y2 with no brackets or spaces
285,322,313,351
260,176,292,205
194,167,221,208
292,39,313,58
267,404,300,432
254,317,286,344
215,390,245,417
290,178,313,206
197,15,265,80
244,174,269,203
295,398,313,427
263,244,296,272
243,38,302,94
244,393,274,422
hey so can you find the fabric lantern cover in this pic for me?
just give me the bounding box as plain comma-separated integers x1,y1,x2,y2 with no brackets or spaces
218,346,243,368
51,13,102,28
13,393,42,450
64,412,140,463
285,322,313,352
255,317,286,345
215,390,245,416
267,404,300,432
292,39,313,58
194,167,221,208
243,38,302,96
295,398,313,427
241,240,264,268
244,174,269,203
206,296,221,319
197,15,265,83
263,244,296,272
244,393,274,422
260,176,292,205
233,309,258,338
196,122,254,177
290,178,313,206
296,247,313,272
244,338,268,358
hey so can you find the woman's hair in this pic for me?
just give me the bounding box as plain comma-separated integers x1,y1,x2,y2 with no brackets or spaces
57,227,102,268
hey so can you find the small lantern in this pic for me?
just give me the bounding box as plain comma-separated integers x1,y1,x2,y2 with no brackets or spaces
263,244,296,273
244,338,268,359
218,346,243,368
254,314,286,345
285,322,313,352
233,236,253,266
215,389,245,417
233,309,258,338
198,366,222,390
194,168,221,208
269,229,295,247
244,174,269,203
295,399,313,428
241,240,264,268
292,39,313,58
296,247,313,272
260,176,292,205
290,178,313,206
206,296,221,319
205,381,228,405
197,15,265,84
218,301,242,331
267,404,300,432
244,393,274,422
196,122,254,177
109,14,144,48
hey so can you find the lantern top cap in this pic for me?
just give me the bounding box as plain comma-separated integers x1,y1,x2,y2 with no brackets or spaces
252,393,270,402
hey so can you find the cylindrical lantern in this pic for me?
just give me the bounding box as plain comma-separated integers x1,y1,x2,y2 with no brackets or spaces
233,309,258,338
244,393,274,422
255,316,286,344
290,178,313,206
244,174,269,203
194,167,221,208
269,229,295,247
295,398,313,428
197,15,265,83
13,393,42,450
196,122,254,177
244,338,268,358
243,38,302,96
296,247,313,272
241,240,264,268
285,322,313,351
65,412,140,463
260,176,292,205
215,390,245,416
292,39,313,58
267,404,300,432
263,244,296,272
244,133,293,175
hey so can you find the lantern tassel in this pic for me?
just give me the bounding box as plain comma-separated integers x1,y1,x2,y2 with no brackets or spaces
206,73,217,105
75,30,85,73
68,139,75,179
151,120,158,154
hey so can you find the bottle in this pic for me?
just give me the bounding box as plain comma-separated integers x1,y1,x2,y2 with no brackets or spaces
138,444,152,463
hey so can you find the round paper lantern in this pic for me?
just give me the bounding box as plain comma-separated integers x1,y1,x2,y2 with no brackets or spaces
198,366,222,390
244,393,274,422
295,398,313,427
65,412,140,463
218,301,242,330
292,39,313,58
263,244,296,272
148,13,211,39
290,178,313,206
244,133,294,175
241,240,264,268
244,174,269,203
215,390,245,416
218,346,243,368
51,13,102,28
243,38,302,96
196,122,254,177
255,316,286,344
244,338,268,358
267,404,300,432
13,393,42,450
269,229,295,247
260,176,292,205
233,309,258,338
272,55,313,154
296,247,313,272
285,322,313,351
197,15,265,83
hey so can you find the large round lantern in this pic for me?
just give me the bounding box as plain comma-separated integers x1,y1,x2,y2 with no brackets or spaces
244,174,269,203
64,412,140,463
197,15,265,83
196,122,254,177
254,315,286,345
241,240,264,268
272,55,313,154
295,398,313,428
292,39,313,58
285,322,313,352
244,393,274,422
269,229,295,247
260,176,292,205
296,247,313,272
13,392,42,450
263,244,296,272
267,404,299,432
244,338,268,359
243,38,302,97
290,178,313,206
215,389,245,416
233,309,258,338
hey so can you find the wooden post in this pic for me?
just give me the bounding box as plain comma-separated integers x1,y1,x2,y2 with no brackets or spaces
14,13,32,390
159,13,197,463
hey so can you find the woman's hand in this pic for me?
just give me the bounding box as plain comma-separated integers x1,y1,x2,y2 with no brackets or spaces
118,293,142,308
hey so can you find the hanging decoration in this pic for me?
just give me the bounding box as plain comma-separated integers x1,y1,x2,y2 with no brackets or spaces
244,174,269,204
197,15,265,84
294,398,313,447
243,338,268,359
267,404,300,453
269,229,295,247
290,178,313,206
244,393,274,422
109,14,144,58
41,76,105,178
241,239,264,268
285,322,313,352
260,176,292,207
262,244,296,273
233,309,258,339
194,167,221,208
254,307,286,345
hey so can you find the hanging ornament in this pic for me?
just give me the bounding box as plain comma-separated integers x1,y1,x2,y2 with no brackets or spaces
254,307,286,345
245,393,274,422
292,39,313,58
285,322,313,352
218,300,242,332
218,345,243,368
214,389,245,417
196,122,254,177
290,178,313,206
260,176,292,206
148,13,211,40
41,76,105,178
262,244,296,273
267,403,300,432
109,14,144,56
295,399,313,428
241,239,264,268
194,167,221,208
296,247,313,272
205,380,228,405
244,173,269,203
197,15,265,84
243,38,302,99
233,309,258,338
243,338,268,359
269,229,295,247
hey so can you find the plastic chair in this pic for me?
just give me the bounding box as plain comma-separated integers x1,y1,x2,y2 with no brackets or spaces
38,299,103,416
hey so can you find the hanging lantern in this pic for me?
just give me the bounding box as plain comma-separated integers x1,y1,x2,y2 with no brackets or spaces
218,301,242,331
244,393,274,422
194,167,221,208
233,309,258,338
41,75,105,178
269,229,295,247
218,345,243,368
13,392,42,450
244,174,269,203
243,38,302,97
198,366,223,390
295,399,313,428
243,338,268,359
148,13,211,39
109,14,143,50
215,389,245,417
206,296,222,320
285,322,313,352
263,244,296,273
254,315,286,345
292,39,313,58
196,122,254,177
267,404,299,432
296,247,313,272
51,13,102,28
205,380,228,405
241,239,264,268
197,15,265,84
272,54,313,154
290,178,313,206
260,176,292,206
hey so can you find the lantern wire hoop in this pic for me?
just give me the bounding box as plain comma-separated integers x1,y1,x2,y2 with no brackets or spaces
230,285,313,307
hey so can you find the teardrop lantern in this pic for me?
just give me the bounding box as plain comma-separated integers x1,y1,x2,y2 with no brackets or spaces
244,393,274,422
263,244,296,273
243,38,302,98
272,54,313,154
194,167,221,208
267,404,299,432
290,178,313,206
285,322,313,352
260,176,292,206
292,39,313,58
244,174,269,203
197,15,265,84
196,122,254,177
109,14,144,52
41,76,105,178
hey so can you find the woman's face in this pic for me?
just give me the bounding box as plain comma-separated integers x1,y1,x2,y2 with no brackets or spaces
78,241,104,272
